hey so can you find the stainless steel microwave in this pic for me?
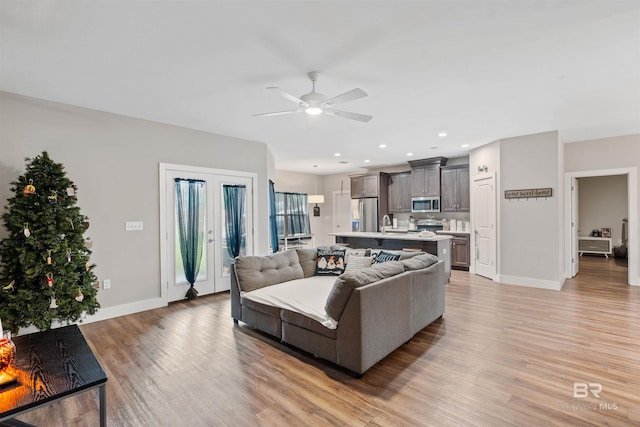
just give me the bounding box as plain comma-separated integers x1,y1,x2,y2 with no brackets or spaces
411,196,440,213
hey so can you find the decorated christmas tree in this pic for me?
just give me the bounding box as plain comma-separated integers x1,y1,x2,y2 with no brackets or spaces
0,152,99,334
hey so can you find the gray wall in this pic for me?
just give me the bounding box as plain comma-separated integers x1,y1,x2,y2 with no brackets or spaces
565,134,639,284
0,92,271,314
499,131,564,285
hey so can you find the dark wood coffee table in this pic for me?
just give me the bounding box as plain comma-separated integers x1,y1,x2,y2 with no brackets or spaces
0,324,107,427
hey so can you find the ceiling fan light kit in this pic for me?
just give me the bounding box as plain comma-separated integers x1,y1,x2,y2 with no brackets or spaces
255,71,372,122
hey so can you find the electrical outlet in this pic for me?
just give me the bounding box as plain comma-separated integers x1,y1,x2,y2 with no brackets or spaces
125,221,144,231
103,279,111,290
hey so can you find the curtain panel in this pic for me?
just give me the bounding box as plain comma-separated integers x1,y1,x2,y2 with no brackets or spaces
174,178,205,300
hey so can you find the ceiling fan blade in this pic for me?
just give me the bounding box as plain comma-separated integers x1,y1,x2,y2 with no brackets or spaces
253,110,301,117
324,88,367,106
325,108,372,123
266,87,306,105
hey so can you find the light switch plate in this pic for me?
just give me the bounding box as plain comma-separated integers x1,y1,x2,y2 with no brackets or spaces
125,221,144,231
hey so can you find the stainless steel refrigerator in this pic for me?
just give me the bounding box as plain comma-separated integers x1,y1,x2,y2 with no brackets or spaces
351,198,378,232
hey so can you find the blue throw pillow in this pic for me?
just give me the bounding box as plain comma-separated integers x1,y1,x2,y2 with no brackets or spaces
372,250,401,264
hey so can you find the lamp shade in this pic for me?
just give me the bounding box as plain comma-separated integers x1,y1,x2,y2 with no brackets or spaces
308,195,324,204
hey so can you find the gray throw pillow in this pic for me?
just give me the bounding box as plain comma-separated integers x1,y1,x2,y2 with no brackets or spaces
400,253,439,271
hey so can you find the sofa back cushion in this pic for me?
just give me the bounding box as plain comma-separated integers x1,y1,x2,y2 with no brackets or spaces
400,253,439,271
235,250,304,292
295,248,317,278
324,261,405,321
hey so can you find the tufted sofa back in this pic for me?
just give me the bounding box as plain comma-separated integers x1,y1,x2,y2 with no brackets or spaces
234,250,304,292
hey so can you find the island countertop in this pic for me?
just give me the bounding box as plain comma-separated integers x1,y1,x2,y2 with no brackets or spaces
329,231,451,242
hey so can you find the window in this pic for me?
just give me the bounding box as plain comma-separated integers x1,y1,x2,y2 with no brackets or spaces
275,192,310,237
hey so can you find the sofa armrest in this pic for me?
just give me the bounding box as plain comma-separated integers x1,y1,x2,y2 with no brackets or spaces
411,260,445,335
336,272,413,374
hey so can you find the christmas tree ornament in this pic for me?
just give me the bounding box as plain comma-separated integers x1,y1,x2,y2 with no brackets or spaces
66,249,72,263
47,191,58,203
75,289,84,302
3,281,14,292
86,262,90,272
67,218,75,230
49,293,58,309
46,273,54,287
47,250,53,265
84,238,93,249
23,223,30,238
23,179,36,195
66,187,75,196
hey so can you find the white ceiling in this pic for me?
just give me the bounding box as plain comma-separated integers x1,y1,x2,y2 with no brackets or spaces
1,1,639,174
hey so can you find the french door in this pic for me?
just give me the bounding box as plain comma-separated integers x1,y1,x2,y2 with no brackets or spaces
162,165,254,303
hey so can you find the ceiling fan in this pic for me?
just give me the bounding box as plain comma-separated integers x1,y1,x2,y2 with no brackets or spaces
254,71,372,123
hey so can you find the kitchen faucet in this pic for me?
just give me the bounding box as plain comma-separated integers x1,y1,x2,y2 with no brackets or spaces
381,214,391,234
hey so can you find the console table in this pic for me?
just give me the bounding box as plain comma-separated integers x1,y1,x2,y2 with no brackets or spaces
578,236,613,258
0,325,107,427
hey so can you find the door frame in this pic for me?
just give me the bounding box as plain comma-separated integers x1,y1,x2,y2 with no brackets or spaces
564,167,638,286
159,163,258,304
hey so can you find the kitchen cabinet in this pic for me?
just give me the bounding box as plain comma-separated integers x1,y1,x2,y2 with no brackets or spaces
440,232,470,270
408,157,448,197
350,173,386,198
387,172,412,213
441,165,470,212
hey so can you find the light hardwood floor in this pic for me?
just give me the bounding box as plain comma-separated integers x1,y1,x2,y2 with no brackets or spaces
12,256,640,426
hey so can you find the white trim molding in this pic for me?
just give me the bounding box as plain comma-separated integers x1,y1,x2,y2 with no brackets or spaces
496,274,565,291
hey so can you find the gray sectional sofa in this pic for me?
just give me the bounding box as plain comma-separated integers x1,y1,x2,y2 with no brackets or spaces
230,247,446,375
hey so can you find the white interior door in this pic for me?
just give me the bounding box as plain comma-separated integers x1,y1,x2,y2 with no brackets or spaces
473,175,496,279
214,175,253,292
167,171,215,302
333,191,352,235
571,177,580,277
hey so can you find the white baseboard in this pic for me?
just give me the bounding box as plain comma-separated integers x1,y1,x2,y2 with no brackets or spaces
496,274,565,291
16,297,167,336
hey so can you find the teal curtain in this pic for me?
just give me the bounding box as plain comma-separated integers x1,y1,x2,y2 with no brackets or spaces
175,178,205,300
223,184,246,259
269,180,279,252
287,192,310,235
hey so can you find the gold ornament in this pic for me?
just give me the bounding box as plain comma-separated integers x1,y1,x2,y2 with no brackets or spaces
23,179,36,195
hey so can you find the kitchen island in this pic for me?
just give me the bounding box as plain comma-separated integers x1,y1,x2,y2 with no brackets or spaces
329,231,451,278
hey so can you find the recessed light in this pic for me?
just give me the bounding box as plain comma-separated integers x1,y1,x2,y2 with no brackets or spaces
313,164,318,167
379,144,387,148
407,153,413,157
438,132,448,138
334,153,341,157
364,159,370,163
461,144,469,148
338,161,349,164
430,146,439,150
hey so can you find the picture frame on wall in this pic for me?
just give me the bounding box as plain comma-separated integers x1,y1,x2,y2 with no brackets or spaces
601,227,611,238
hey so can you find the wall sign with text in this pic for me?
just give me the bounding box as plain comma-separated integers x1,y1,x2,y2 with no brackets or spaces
504,188,553,199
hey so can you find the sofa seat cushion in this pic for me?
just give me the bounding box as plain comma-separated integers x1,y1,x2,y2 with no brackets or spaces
240,296,282,317
280,310,337,339
241,276,338,329
324,261,406,321
235,250,304,292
